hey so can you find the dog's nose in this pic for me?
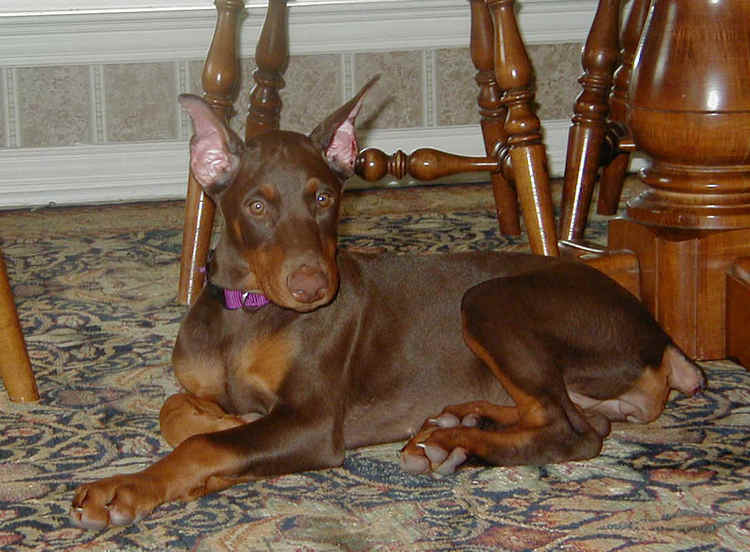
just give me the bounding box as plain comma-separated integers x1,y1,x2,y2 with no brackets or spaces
287,265,329,303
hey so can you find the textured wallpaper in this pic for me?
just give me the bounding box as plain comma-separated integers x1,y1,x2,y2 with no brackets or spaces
3,43,582,149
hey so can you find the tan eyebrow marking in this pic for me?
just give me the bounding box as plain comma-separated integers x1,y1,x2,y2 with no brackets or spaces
258,184,279,202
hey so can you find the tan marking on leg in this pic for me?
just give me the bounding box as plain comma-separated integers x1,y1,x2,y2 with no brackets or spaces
462,330,548,428
611,344,703,424
625,364,670,422
144,433,251,504
572,360,671,424
439,400,521,427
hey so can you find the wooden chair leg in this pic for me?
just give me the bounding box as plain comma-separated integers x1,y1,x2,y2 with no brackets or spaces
488,0,558,256
596,0,650,216
469,0,520,236
246,0,288,140
0,251,38,402
178,0,244,306
559,0,621,242
596,150,629,215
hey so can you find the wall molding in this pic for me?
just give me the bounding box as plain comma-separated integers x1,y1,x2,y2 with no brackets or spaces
1,120,592,209
0,0,604,209
0,1,596,66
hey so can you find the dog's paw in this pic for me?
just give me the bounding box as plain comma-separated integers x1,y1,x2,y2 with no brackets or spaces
399,412,475,477
400,441,469,478
160,393,255,448
70,474,163,530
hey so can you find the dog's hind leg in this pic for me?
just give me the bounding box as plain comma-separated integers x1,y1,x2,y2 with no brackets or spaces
401,283,605,475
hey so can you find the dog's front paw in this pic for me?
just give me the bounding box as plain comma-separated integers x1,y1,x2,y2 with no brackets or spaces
400,412,473,477
71,473,163,530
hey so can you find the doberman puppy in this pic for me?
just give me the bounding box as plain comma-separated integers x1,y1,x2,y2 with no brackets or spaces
71,79,705,529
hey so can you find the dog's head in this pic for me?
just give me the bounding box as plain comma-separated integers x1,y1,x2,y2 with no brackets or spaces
179,77,377,312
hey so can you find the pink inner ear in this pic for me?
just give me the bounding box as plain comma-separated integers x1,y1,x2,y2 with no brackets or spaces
189,129,238,189
325,119,358,173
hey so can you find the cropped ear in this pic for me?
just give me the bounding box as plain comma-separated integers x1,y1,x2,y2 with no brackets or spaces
309,75,379,179
179,94,244,197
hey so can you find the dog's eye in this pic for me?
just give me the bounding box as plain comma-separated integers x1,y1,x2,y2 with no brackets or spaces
316,191,333,208
248,200,265,216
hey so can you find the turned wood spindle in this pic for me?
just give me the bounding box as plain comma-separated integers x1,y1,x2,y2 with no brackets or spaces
488,0,558,256
356,148,498,182
178,0,244,306
469,0,519,236
559,0,621,242
246,0,289,140
596,0,649,215
0,251,39,402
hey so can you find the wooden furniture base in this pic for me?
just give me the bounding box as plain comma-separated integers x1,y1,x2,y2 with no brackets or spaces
608,219,750,361
560,0,750,367
0,250,39,402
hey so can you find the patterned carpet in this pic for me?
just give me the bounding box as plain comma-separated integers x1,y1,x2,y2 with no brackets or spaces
1,188,749,551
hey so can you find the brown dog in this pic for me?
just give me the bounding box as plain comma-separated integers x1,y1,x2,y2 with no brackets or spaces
71,79,705,529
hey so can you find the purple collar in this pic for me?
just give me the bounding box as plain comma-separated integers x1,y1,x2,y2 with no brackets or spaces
222,288,270,310
202,252,270,310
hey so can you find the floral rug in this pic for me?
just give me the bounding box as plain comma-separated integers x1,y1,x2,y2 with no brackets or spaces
1,194,749,551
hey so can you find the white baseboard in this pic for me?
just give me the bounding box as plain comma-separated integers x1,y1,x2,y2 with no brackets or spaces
0,120,587,209
1,1,596,65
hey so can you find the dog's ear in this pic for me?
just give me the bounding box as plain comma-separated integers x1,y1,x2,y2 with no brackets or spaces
179,94,244,196
309,75,379,179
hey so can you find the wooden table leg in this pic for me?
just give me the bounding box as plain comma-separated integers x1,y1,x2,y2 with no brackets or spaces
0,251,38,402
